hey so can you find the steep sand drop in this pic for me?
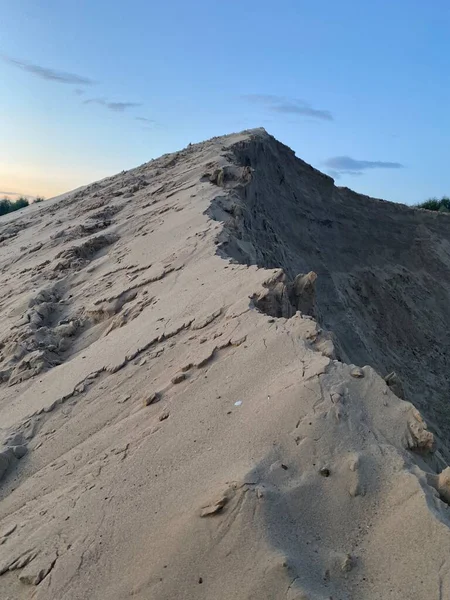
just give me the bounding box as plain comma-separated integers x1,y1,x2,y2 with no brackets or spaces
0,129,449,599
207,132,450,462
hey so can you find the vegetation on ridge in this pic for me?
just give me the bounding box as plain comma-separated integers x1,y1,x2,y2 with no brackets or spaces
415,196,450,212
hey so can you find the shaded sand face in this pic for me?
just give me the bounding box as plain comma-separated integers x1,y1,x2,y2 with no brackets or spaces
0,129,449,599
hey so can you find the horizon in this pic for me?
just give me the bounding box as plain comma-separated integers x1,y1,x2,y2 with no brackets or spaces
1,1,449,204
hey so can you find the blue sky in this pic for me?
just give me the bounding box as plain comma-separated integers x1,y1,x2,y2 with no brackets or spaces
1,0,449,203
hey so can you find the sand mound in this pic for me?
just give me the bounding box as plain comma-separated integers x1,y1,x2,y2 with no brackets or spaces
0,129,449,599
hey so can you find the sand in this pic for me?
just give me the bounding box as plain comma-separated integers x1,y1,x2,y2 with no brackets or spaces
0,128,449,599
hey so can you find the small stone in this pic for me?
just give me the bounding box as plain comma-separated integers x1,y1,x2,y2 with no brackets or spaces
143,392,158,407
12,445,28,459
171,373,186,384
341,554,354,572
74,382,86,394
430,467,450,504
319,467,330,477
384,371,405,399
200,494,228,517
350,366,364,378
159,409,170,421
281,464,288,470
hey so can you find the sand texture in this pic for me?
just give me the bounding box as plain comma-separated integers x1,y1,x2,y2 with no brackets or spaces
0,129,449,599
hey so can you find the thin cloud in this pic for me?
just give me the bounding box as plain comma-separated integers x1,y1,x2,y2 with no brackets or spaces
242,94,333,121
324,156,404,176
1,54,95,85
74,88,85,96
83,98,142,112
0,190,27,197
326,170,364,180
271,103,332,121
135,117,155,123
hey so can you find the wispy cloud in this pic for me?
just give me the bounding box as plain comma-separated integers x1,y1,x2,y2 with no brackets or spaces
83,98,141,112
242,94,333,121
1,54,95,85
326,170,363,180
0,190,26,197
74,88,85,96
271,103,332,121
324,156,404,177
135,116,155,123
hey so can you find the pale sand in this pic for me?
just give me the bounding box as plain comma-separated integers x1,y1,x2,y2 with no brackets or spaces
0,129,449,599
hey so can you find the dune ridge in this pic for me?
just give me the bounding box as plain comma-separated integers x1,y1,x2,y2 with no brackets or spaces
0,128,449,599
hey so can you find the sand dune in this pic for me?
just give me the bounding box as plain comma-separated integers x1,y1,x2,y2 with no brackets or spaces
0,129,449,599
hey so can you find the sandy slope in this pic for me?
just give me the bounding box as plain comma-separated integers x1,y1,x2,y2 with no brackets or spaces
0,129,449,599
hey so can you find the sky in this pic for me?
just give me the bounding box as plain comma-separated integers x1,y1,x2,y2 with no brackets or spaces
1,1,449,204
